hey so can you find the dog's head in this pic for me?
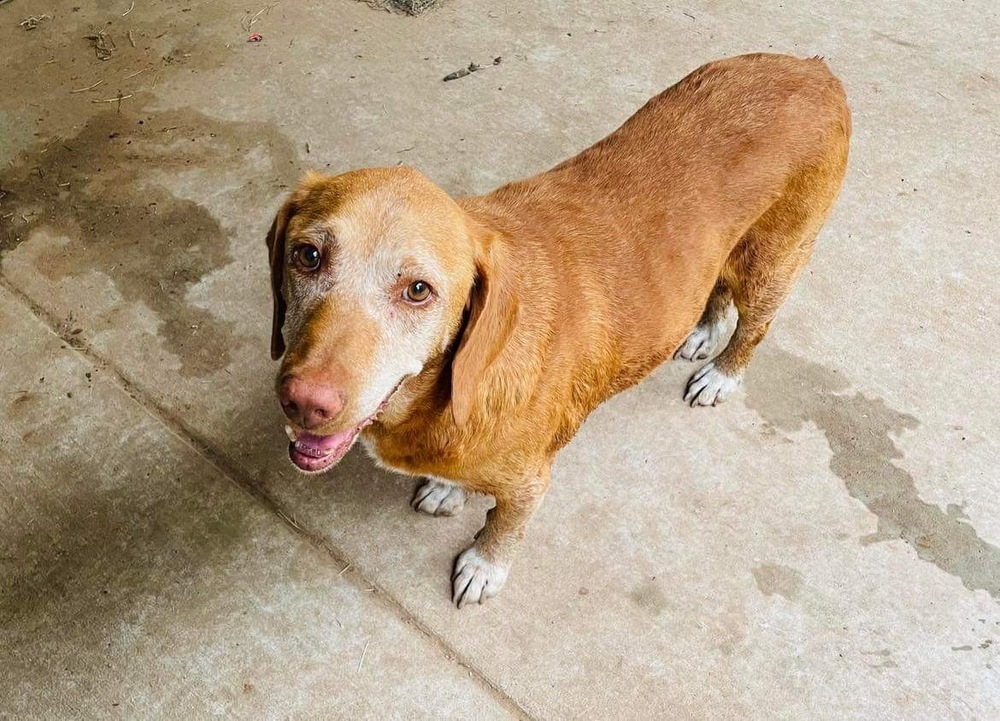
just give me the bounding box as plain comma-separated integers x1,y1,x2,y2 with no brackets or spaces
267,168,516,473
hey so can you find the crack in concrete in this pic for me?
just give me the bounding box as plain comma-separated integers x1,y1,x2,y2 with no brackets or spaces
746,345,1000,600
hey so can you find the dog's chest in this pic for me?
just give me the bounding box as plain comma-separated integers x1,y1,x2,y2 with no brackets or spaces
359,432,458,481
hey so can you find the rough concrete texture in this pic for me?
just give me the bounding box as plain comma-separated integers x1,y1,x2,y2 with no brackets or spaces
1,1,998,718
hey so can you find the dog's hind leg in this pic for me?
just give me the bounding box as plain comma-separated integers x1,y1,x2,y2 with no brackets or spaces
674,279,733,361
685,154,848,407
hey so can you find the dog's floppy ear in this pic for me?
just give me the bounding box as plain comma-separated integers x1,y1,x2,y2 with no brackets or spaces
451,235,519,427
266,198,294,360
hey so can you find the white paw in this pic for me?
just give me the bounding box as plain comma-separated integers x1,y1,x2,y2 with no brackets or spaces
674,319,725,361
452,546,509,608
412,478,467,516
684,361,742,406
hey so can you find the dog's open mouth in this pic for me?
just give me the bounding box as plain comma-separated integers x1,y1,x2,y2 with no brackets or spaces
287,426,360,473
284,379,406,474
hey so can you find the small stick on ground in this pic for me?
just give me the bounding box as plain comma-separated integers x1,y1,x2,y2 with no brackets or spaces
92,93,133,106
92,93,134,103
124,68,145,79
242,3,278,32
128,30,136,47
122,0,135,16
70,79,104,93
357,641,370,673
273,508,303,532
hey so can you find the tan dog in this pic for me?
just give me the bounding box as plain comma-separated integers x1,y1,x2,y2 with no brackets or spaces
266,53,850,607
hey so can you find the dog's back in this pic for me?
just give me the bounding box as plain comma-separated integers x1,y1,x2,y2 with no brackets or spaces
458,53,850,446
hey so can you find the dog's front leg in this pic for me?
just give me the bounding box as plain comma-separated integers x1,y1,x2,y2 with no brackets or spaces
451,465,550,608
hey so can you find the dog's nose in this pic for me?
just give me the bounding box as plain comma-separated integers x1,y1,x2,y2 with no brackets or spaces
279,376,345,429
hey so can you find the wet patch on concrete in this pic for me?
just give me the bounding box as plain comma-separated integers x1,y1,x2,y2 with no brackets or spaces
746,346,1000,601
0,102,299,376
751,564,803,600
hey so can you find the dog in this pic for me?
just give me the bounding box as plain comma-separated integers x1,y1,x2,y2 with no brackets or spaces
266,53,850,607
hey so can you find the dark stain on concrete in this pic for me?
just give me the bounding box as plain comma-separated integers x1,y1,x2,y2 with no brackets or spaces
745,346,1000,600
631,578,669,616
861,649,898,671
751,563,803,600
379,0,445,15
871,31,921,50
0,102,299,376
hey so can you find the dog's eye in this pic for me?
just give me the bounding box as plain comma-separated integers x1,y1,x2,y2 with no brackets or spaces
403,280,433,304
293,244,322,272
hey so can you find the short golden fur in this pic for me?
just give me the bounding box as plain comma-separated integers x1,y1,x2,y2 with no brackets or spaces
267,54,851,606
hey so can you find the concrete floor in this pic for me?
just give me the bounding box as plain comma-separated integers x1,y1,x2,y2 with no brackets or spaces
1,1,998,718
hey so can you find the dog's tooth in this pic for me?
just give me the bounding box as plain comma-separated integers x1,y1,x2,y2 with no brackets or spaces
285,425,297,441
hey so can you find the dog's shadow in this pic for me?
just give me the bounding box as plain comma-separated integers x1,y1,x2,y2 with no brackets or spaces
0,381,269,693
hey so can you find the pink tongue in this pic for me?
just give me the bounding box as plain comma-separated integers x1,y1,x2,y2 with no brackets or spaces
297,429,355,452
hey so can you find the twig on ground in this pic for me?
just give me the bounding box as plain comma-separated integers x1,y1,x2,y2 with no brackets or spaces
357,641,370,673
122,0,134,17
128,29,136,47
242,3,278,32
70,79,104,93
91,93,133,107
